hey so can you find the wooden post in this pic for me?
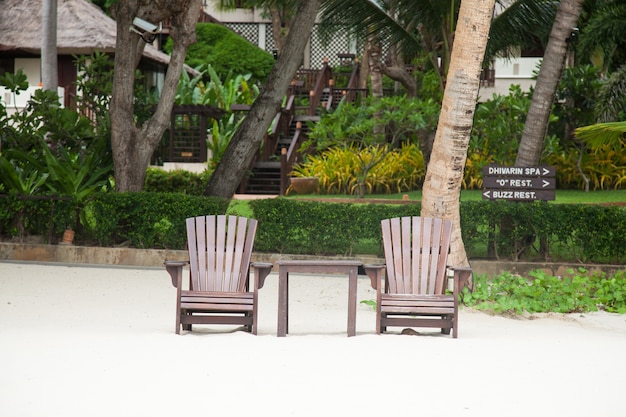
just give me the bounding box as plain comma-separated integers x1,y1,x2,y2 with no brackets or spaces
280,147,287,196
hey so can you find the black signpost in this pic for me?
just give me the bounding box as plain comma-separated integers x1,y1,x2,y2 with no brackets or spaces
482,165,556,201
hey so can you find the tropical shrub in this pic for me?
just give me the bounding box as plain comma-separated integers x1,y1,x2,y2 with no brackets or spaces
463,269,626,314
169,64,259,169
300,96,437,196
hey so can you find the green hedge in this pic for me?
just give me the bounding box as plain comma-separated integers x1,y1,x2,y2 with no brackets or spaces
250,198,626,263
249,198,421,255
143,168,209,195
0,194,76,242
2,193,625,264
87,193,230,248
460,201,626,263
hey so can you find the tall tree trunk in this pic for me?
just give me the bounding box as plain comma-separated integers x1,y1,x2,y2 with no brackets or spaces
41,0,58,91
515,0,584,167
204,0,322,198
421,0,495,267
367,37,384,98
110,0,201,192
269,7,290,52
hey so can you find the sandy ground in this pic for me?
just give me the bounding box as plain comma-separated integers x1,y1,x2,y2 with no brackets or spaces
1,261,626,417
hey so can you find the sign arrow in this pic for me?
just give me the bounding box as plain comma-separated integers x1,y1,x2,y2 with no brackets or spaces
543,179,550,188
483,190,491,199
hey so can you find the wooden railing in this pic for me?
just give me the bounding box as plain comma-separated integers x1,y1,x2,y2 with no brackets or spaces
280,121,305,195
308,59,333,116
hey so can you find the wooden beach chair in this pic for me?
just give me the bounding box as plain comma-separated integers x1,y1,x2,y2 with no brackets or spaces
363,216,472,337
164,215,272,334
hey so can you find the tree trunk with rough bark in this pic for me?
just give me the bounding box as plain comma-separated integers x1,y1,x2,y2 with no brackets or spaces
382,44,417,97
204,0,322,198
269,7,291,53
515,0,584,167
110,0,201,192
367,37,384,98
421,0,495,267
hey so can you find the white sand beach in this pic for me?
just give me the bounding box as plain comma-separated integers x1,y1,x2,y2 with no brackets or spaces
1,261,625,417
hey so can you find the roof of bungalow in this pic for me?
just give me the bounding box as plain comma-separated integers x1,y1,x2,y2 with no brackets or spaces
0,0,172,67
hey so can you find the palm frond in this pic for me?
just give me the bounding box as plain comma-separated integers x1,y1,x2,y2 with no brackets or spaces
575,121,626,149
318,0,424,55
577,3,626,71
486,0,557,63
596,65,626,122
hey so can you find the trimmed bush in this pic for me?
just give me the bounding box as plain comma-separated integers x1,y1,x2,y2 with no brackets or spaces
87,192,230,248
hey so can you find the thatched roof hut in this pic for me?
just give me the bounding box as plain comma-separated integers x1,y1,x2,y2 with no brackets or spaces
0,0,171,66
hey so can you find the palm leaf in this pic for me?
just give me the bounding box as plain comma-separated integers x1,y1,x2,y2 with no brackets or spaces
575,121,626,149
486,0,557,63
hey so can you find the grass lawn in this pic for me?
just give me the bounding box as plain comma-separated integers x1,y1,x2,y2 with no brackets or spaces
286,189,626,204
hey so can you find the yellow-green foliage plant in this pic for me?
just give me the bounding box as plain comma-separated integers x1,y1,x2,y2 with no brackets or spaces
298,96,438,197
291,143,425,195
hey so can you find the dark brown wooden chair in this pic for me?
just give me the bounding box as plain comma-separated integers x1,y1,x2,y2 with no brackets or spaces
363,216,472,338
164,215,272,334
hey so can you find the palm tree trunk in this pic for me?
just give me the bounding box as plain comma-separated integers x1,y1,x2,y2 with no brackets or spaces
515,0,584,167
41,0,58,91
421,0,495,267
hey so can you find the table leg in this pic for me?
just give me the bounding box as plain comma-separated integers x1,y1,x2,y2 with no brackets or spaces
347,266,357,337
277,269,288,337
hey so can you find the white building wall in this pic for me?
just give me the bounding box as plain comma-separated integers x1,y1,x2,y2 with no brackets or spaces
15,58,41,85
1,58,64,115
203,3,269,23
479,57,542,101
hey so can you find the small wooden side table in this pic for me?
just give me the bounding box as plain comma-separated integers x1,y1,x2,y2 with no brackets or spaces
276,260,363,337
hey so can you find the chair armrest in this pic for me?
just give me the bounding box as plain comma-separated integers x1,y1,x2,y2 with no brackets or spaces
164,260,189,288
251,262,273,289
448,266,473,294
363,264,385,290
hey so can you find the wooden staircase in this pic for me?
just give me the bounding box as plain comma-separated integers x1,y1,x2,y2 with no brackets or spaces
239,57,365,195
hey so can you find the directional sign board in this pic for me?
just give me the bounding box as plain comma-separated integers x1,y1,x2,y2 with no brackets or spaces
482,165,556,201
482,177,555,189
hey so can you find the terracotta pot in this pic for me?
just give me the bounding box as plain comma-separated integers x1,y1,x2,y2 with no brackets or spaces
289,177,319,195
61,229,75,245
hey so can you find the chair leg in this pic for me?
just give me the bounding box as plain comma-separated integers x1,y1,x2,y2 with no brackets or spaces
244,312,253,334
441,315,452,335
453,315,458,338
181,310,191,332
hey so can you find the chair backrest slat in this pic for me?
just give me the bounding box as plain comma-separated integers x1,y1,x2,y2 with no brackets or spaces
435,219,453,294
382,216,452,295
186,217,200,290
185,215,257,293
205,217,217,290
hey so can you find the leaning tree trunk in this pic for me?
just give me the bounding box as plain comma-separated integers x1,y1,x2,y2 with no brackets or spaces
110,0,201,192
204,0,322,198
515,0,584,167
421,0,496,267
